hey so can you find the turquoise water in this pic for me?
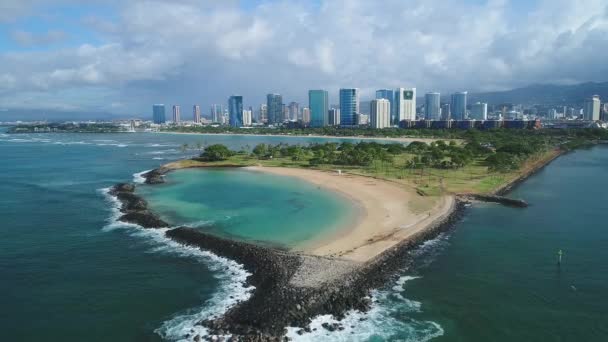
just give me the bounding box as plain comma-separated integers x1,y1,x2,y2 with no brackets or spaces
1,129,607,342
137,168,354,248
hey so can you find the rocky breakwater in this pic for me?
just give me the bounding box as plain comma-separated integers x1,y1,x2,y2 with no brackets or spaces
109,183,169,228
164,201,467,341
143,167,170,185
461,194,528,208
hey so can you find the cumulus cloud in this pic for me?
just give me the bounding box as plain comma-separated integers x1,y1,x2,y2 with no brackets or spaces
1,0,608,113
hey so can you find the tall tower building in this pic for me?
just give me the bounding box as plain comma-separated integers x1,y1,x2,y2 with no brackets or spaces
302,107,311,125
451,91,468,120
172,105,181,124
152,104,166,124
441,103,451,120
470,102,488,120
375,89,395,123
288,102,300,121
193,105,201,123
339,88,359,127
211,104,223,123
259,104,268,123
395,88,416,123
242,109,252,126
266,94,283,125
584,95,601,121
308,90,329,128
228,95,243,127
328,108,340,126
424,92,441,120
370,99,391,129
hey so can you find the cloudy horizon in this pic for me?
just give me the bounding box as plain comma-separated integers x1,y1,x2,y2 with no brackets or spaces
1,0,607,117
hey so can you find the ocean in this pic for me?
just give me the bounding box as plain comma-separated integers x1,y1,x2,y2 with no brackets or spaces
1,129,607,341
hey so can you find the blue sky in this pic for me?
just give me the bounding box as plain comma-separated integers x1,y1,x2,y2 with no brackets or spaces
0,0,607,117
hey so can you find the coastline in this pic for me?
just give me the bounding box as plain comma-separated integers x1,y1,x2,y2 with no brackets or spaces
155,130,446,143
107,147,565,340
244,166,454,262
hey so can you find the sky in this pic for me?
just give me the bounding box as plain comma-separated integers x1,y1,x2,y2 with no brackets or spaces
0,0,607,117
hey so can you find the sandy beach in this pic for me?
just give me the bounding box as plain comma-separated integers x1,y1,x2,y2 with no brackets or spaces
245,166,455,263
155,131,446,144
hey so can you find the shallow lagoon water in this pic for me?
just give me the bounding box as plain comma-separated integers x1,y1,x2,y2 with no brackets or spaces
137,168,355,249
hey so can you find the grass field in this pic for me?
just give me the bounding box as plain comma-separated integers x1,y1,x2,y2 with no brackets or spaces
165,148,561,197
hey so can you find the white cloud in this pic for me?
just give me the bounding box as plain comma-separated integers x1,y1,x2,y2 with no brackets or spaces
10,29,67,46
0,0,607,113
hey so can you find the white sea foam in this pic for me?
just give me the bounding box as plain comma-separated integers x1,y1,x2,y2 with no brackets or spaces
152,157,164,160
132,170,152,184
98,185,254,341
286,275,441,342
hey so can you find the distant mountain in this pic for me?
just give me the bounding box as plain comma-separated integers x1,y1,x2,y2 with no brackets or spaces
468,82,608,107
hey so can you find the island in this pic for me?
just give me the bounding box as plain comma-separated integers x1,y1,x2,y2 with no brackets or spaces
110,128,607,341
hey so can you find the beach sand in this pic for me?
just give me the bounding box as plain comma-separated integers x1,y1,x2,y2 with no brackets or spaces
245,166,454,263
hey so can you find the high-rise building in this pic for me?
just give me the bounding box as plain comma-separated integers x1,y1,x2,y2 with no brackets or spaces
441,103,450,120
308,90,329,127
451,91,468,120
339,88,359,127
228,95,243,127
267,94,283,125
328,108,340,126
370,98,391,129
470,102,488,120
259,104,268,123
193,105,201,123
602,103,608,121
584,95,601,121
172,105,181,124
424,92,441,120
211,104,223,123
288,102,300,121
302,107,311,125
375,89,395,123
153,104,166,124
242,109,252,126
395,88,416,123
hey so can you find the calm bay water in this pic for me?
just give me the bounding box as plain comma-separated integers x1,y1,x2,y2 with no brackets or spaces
137,168,354,249
1,129,606,341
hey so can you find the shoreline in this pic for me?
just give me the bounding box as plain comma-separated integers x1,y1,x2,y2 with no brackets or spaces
155,130,446,143
108,147,566,340
243,166,454,262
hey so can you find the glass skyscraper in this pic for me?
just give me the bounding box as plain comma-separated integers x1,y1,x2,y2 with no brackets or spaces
266,94,283,125
339,88,359,127
152,104,166,124
375,89,395,123
308,90,329,127
228,95,243,127
451,91,468,120
424,92,441,120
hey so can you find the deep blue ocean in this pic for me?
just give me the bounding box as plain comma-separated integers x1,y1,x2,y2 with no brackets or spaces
1,129,607,342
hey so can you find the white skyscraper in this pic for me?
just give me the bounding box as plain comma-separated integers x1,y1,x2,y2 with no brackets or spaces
172,105,181,124
584,95,601,121
395,88,416,123
302,107,311,124
242,109,253,126
193,105,201,123
370,99,391,129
